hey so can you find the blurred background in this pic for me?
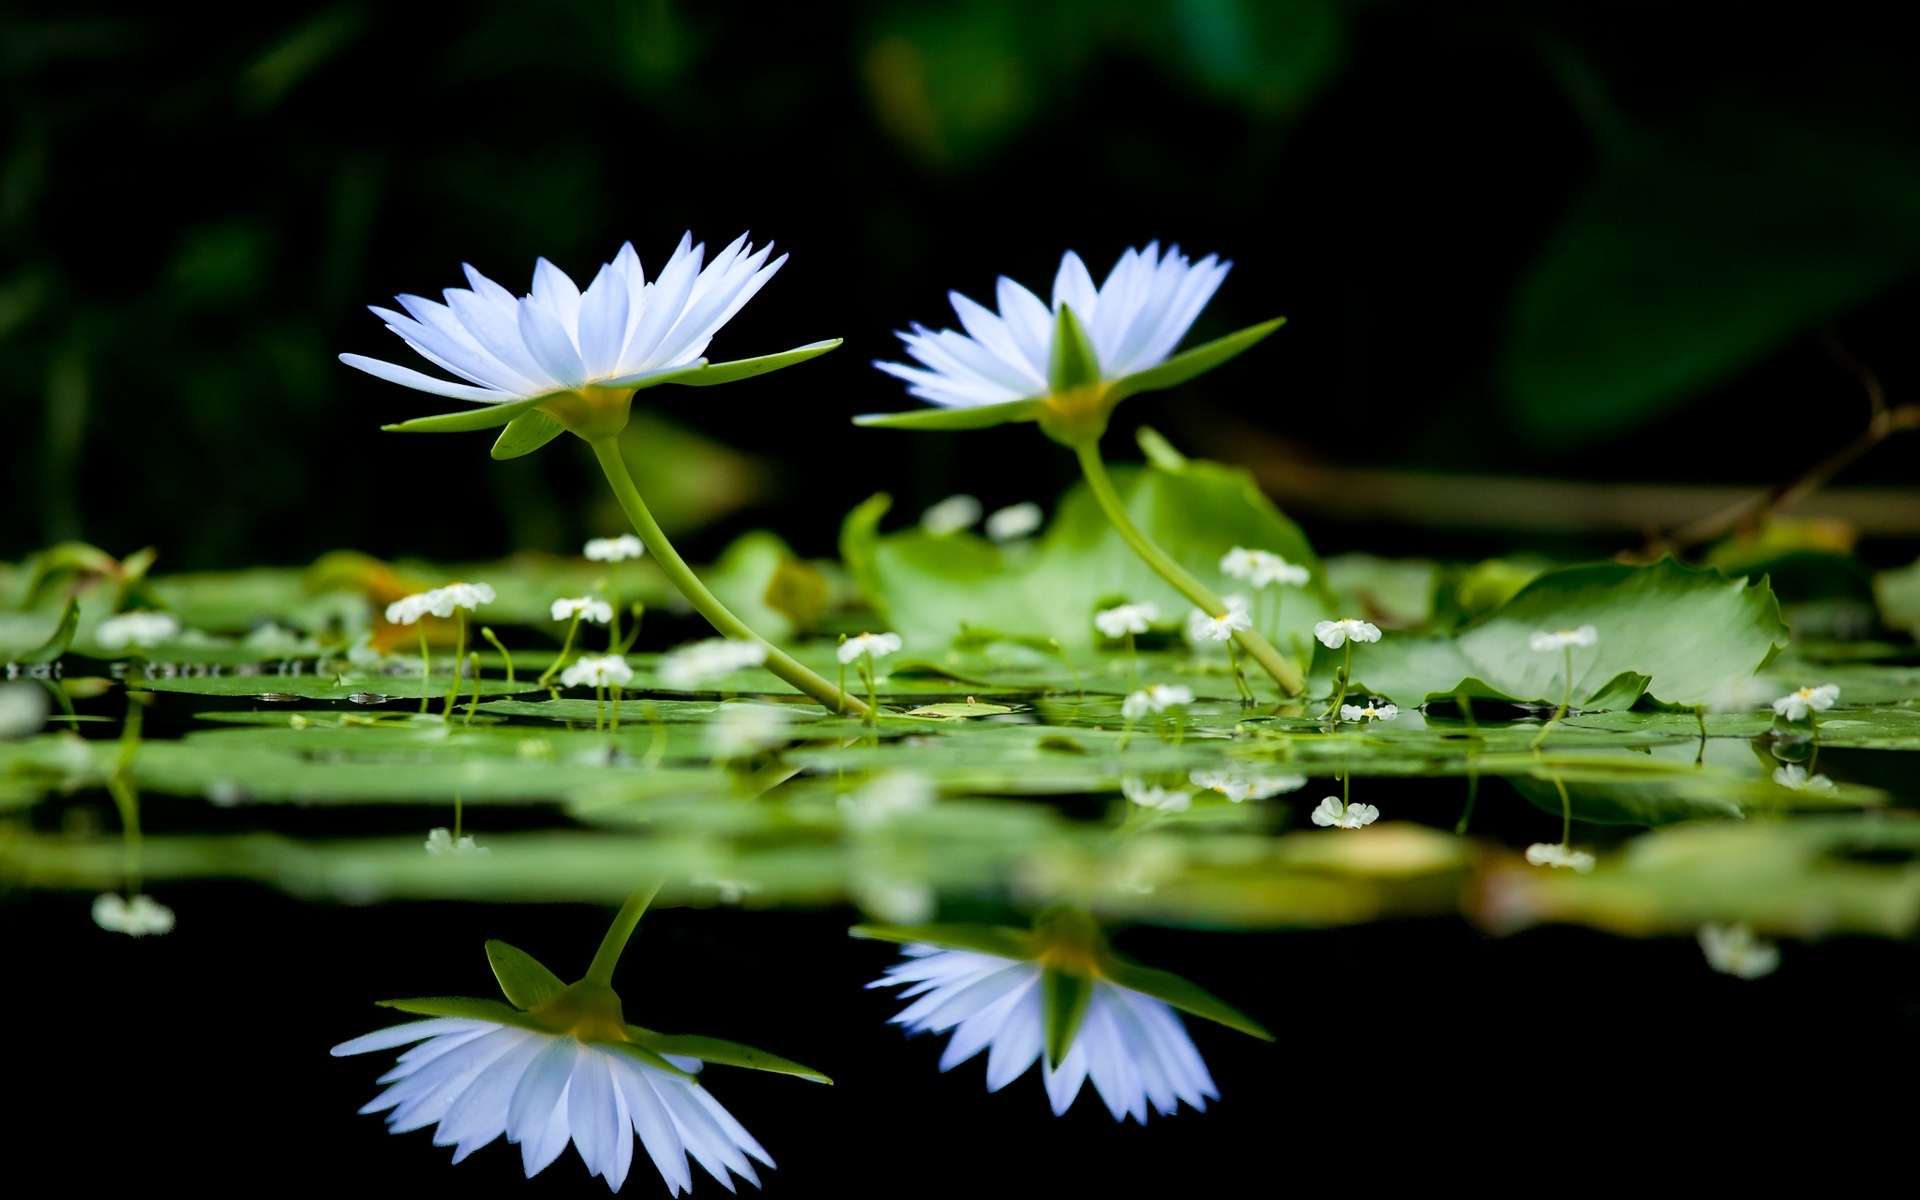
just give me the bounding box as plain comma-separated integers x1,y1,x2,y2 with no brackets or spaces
4,0,1919,570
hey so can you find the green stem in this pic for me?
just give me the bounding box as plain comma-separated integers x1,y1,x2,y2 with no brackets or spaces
1324,643,1352,721
1554,773,1572,845
1074,442,1304,696
590,437,868,716
417,625,431,714
540,614,582,689
584,882,663,987
1047,638,1083,694
464,651,482,725
1531,645,1575,749
110,692,145,893
442,611,467,719
481,626,514,683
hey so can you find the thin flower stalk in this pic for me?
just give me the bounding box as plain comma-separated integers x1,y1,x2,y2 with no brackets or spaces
1527,625,1596,749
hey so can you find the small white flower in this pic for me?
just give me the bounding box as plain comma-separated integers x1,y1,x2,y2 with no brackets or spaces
1698,923,1780,980
1121,684,1193,720
707,703,790,759
551,596,615,624
1220,547,1308,588
1771,764,1836,794
95,611,182,650
838,632,904,664
1219,547,1261,580
920,494,983,536
841,771,938,829
1528,625,1599,651
424,827,489,857
1189,768,1306,802
1122,777,1191,812
0,681,48,740
872,945,1218,1121
1095,602,1161,639
657,638,769,689
584,534,645,562
1524,843,1596,872
1310,796,1379,829
332,1016,774,1194
92,892,175,936
1338,701,1399,723
984,502,1044,542
1187,597,1252,643
385,583,497,626
1771,684,1839,721
1312,618,1381,649
385,592,437,625
561,654,634,689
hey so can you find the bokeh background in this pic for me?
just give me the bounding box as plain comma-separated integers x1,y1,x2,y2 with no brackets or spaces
5,0,1919,571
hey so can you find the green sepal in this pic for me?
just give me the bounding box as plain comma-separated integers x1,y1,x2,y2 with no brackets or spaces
1106,317,1286,404
629,1028,832,1084
852,398,1043,432
378,995,544,1031
598,1040,701,1081
1047,304,1101,394
22,598,80,664
490,410,567,460
382,391,556,434
851,923,1037,960
1041,966,1095,1067
1094,954,1274,1041
654,339,842,388
485,939,567,1010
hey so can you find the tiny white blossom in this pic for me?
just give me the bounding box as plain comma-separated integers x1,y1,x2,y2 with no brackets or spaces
1528,625,1599,651
1524,843,1596,872
550,596,614,624
561,654,634,689
1310,796,1378,829
0,681,48,740
1313,618,1381,649
984,502,1044,542
707,703,791,759
1338,701,1399,723
657,638,769,688
385,583,496,626
1771,684,1839,721
95,611,182,650
1122,777,1191,812
1095,602,1161,638
839,631,904,664
584,534,645,562
1187,597,1252,643
1219,547,1261,580
1698,923,1780,980
1771,764,1836,794
1220,547,1307,588
1122,684,1193,720
921,494,983,536
92,892,175,936
1189,768,1306,802
424,827,489,856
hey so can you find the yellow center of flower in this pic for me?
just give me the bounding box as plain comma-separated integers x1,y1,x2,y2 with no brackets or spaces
538,385,635,441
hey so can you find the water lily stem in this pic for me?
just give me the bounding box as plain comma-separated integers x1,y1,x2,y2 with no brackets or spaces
1074,442,1304,697
1531,645,1574,749
589,437,868,716
1553,773,1573,846
540,614,582,690
1324,644,1352,721
481,626,514,683
442,611,468,720
585,881,663,987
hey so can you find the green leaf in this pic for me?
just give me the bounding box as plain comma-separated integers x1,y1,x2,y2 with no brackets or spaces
852,398,1043,432
1041,966,1094,1067
655,339,841,387
628,1029,832,1084
379,995,540,1029
850,923,1036,960
1095,955,1272,1041
20,599,79,664
899,702,1016,719
381,392,553,434
485,939,567,1009
490,410,567,460
1107,318,1285,403
1048,304,1100,394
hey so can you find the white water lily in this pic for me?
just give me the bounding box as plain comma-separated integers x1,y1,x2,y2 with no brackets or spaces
332,1018,772,1195
920,494,983,536
1187,597,1252,643
838,632,904,664
561,655,634,689
386,583,497,626
1221,547,1308,588
552,597,615,625
707,703,790,760
1122,777,1191,812
656,638,769,689
1698,923,1780,980
1338,701,1399,723
1310,796,1378,829
1771,684,1839,720
873,243,1231,413
1528,625,1598,651
0,681,48,740
1189,768,1306,802
584,535,645,563
1524,842,1596,873
1771,764,1836,794
1121,683,1193,720
425,828,488,857
1095,601,1161,638
871,945,1218,1122
92,892,175,936
342,234,785,405
984,502,1043,542
1313,618,1380,649
95,611,181,650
